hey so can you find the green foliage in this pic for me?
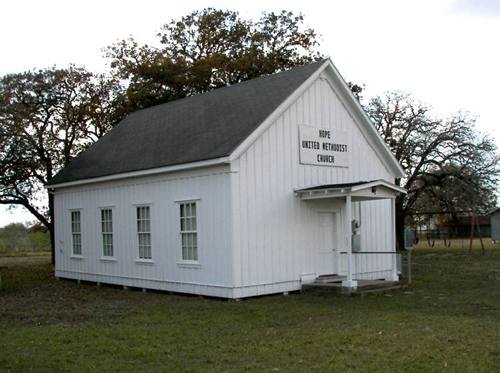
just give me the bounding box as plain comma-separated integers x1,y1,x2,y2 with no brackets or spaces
0,223,50,253
0,65,120,252
0,223,27,251
105,8,322,114
0,249,499,371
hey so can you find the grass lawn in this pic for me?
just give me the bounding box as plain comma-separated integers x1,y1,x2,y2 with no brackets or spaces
0,250,51,258
1,247,499,372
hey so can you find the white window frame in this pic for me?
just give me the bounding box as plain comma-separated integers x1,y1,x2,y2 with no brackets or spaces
135,204,153,263
177,199,200,265
99,207,115,260
70,209,83,258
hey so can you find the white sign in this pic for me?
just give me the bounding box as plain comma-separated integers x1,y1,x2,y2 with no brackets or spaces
299,125,350,167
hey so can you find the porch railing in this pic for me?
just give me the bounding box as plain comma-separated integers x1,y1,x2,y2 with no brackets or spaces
339,251,400,280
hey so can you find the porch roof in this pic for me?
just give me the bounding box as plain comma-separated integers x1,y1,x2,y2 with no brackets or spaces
295,179,406,201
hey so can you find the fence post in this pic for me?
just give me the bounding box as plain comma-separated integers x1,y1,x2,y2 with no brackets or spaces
407,248,412,285
404,227,414,285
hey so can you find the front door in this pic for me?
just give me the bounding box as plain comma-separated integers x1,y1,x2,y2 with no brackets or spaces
317,212,340,275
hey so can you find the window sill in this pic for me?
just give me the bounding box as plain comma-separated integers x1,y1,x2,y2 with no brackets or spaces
70,255,84,260
134,258,154,265
100,257,117,262
177,261,201,269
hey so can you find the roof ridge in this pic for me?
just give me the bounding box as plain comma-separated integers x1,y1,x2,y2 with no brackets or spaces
128,59,327,116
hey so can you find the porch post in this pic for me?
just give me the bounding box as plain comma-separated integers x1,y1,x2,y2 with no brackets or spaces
388,197,399,281
342,194,357,288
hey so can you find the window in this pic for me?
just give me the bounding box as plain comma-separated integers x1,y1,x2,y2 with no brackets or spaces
136,206,152,259
101,208,113,257
71,210,82,255
180,202,197,261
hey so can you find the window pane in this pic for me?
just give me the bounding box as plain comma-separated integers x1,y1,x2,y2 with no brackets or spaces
73,233,82,255
72,211,80,227
103,230,113,256
180,203,198,261
71,211,82,255
138,225,151,259
144,245,151,259
71,211,81,234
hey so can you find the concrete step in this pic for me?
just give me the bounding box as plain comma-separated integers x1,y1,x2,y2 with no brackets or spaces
350,285,406,297
315,274,346,284
302,280,406,297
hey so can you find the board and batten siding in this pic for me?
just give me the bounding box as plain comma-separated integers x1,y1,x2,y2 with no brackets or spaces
54,165,234,298
230,72,395,297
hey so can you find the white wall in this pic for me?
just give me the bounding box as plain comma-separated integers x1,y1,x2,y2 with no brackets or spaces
54,165,234,298
53,70,399,299
231,72,396,297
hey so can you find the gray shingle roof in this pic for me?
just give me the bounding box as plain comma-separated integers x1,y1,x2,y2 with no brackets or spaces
48,60,325,186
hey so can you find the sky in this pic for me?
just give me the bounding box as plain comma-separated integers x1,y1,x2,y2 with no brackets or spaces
1,0,499,226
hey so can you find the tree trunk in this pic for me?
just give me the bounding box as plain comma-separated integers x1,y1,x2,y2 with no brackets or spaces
48,191,55,265
451,212,460,238
395,197,406,251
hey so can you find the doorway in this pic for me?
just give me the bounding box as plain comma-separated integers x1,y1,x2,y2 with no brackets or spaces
317,211,341,276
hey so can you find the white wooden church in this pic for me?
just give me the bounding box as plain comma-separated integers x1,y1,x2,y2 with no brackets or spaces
47,59,406,298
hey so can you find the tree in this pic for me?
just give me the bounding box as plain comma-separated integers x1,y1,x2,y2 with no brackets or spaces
414,163,497,213
104,8,322,114
0,223,29,252
365,91,499,249
0,66,118,263
413,163,498,239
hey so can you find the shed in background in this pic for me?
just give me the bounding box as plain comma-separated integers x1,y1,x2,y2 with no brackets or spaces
490,208,500,242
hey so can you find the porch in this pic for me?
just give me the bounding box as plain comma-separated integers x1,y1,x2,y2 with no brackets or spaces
295,180,406,290
301,276,404,296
